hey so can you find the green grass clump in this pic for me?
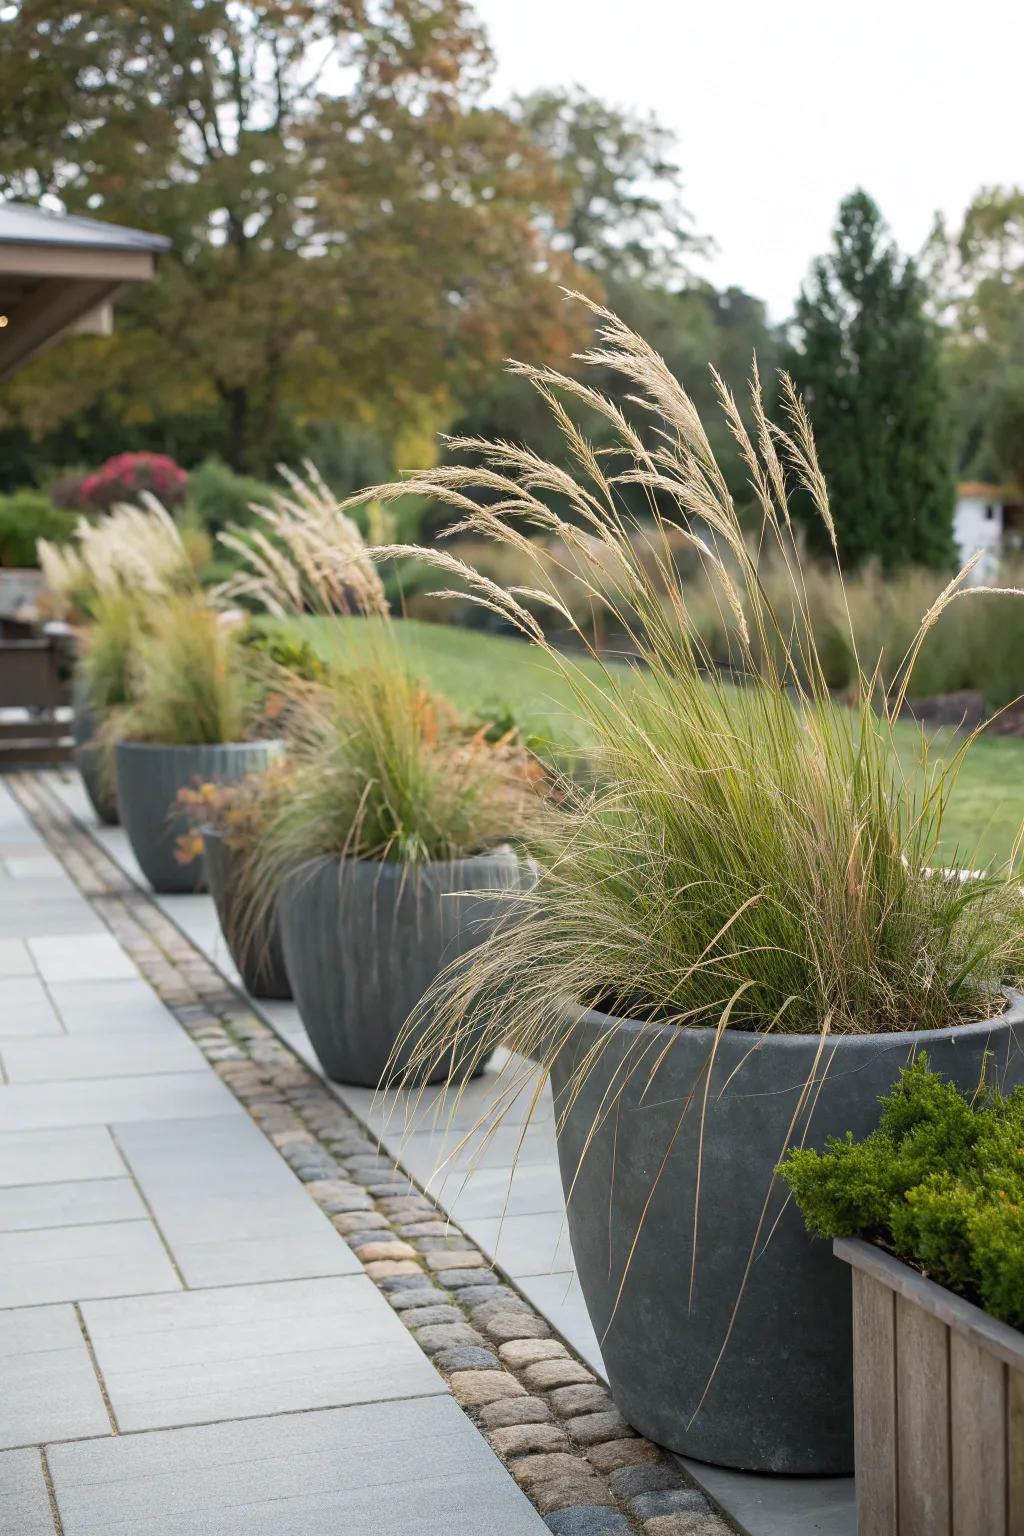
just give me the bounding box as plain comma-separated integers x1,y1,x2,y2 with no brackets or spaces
249,629,543,879
119,595,252,746
780,1056,1024,1327
344,297,1024,1094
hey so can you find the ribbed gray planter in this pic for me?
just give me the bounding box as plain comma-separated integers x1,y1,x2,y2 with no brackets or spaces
278,851,522,1087
202,829,291,1000
548,994,1024,1475
72,676,118,826
115,740,281,894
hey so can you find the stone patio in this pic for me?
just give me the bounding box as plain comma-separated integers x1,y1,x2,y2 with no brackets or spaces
0,769,857,1535
0,779,548,1534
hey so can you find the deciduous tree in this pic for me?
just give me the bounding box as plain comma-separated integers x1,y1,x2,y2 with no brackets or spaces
0,1,587,472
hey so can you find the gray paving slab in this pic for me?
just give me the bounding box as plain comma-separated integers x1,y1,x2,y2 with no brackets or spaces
676,1457,856,1536
398,1120,559,1181
48,1396,548,1535
0,1447,55,1535
0,1304,109,1449
114,1115,360,1286
2,853,65,879
466,1209,574,1276
0,978,63,1039
0,939,34,977
0,1072,241,1131
0,1177,144,1232
432,1161,567,1220
27,934,137,983
47,978,183,1037
0,1030,204,1083
0,1219,181,1307
0,888,102,941
0,1126,125,1187
82,1274,443,1431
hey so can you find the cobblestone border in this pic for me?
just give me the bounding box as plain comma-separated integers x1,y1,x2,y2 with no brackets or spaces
12,772,739,1536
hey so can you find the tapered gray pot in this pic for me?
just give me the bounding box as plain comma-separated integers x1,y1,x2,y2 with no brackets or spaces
72,677,118,826
115,740,281,895
202,829,291,1000
548,993,1024,1475
278,851,522,1087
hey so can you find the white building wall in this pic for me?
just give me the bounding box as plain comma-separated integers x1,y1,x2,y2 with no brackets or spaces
953,495,1003,583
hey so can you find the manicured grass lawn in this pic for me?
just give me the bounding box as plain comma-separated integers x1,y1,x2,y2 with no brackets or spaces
285,616,1024,870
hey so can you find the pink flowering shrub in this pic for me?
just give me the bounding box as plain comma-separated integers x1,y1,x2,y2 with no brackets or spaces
74,453,189,513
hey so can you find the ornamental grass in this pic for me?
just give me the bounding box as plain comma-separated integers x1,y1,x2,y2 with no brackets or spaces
340,296,1024,1103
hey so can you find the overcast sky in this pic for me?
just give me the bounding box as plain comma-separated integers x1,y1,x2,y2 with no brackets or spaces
474,0,1023,319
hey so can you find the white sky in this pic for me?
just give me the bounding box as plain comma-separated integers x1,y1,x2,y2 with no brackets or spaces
475,0,1024,319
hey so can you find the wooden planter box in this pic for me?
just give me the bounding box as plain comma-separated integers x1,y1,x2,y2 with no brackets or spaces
836,1237,1024,1536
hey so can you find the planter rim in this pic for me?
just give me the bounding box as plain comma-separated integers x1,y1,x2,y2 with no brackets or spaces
115,738,280,754
567,986,1024,1053
283,847,517,882
835,1235,1024,1370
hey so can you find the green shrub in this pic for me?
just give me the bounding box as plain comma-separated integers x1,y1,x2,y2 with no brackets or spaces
188,459,277,535
780,1056,1024,1326
0,491,75,567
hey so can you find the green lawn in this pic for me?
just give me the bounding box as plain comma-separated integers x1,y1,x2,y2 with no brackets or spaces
284,616,1024,870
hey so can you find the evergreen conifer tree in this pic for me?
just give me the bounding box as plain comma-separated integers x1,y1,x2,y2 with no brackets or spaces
787,191,955,570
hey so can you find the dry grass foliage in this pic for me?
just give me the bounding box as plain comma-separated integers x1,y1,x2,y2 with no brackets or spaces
342,294,1024,1109
214,462,389,619
38,495,192,617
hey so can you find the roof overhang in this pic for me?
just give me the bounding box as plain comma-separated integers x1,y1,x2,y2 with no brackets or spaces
0,205,169,379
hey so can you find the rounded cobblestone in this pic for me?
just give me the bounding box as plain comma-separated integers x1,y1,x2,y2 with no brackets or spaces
398,1304,465,1329
432,1345,500,1372
413,1323,487,1355
543,1507,632,1536
386,1286,446,1311
484,1310,551,1344
434,1266,496,1289
607,1465,686,1503
630,1490,710,1521
499,1339,569,1369
533,1474,615,1515
563,1409,635,1447
510,1453,586,1490
476,1396,553,1430
522,1359,594,1392
450,1370,527,1408
487,1422,569,1457
548,1384,614,1419
350,1238,418,1262
586,1439,659,1473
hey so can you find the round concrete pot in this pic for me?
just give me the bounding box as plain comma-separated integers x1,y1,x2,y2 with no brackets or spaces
278,851,522,1087
71,678,118,826
202,829,291,1000
548,993,1024,1475
115,740,281,895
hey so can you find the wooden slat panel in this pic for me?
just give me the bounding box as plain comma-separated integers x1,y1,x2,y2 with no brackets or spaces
897,1293,951,1536
1009,1369,1024,1535
853,1270,898,1536
950,1331,1006,1535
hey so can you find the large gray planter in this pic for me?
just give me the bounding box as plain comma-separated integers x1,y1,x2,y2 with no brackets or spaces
278,851,522,1087
202,829,291,1000
548,994,1024,1475
72,677,118,826
115,740,281,894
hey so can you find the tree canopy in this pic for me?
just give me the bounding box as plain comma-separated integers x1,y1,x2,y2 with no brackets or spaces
0,0,588,471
